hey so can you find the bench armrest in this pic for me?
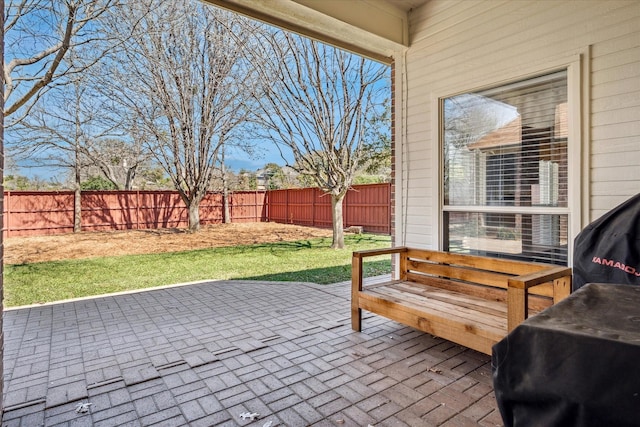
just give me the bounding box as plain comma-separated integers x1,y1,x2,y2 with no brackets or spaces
507,266,572,332
351,246,407,331
353,246,408,259
352,246,410,288
507,266,572,290
352,246,407,291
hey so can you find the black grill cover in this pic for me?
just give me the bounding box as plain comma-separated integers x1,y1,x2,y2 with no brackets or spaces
573,193,640,291
492,283,640,427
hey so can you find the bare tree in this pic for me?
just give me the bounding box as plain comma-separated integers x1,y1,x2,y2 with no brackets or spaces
82,136,152,190
4,0,140,232
254,33,389,248
3,0,115,124
10,73,153,231
10,77,122,231
103,0,262,231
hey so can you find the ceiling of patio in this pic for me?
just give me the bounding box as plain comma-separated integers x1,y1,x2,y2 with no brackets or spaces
204,0,430,63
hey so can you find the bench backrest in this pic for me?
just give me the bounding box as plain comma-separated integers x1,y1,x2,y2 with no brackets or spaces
400,248,558,310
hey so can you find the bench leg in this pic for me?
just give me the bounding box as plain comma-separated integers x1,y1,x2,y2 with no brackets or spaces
507,286,527,332
351,307,362,331
351,255,363,332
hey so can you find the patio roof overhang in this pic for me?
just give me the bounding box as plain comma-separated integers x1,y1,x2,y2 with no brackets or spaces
203,0,427,64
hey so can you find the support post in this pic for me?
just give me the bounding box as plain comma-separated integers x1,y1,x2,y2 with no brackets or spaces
351,253,363,331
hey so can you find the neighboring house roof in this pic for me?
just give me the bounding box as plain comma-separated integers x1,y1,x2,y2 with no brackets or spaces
468,117,522,150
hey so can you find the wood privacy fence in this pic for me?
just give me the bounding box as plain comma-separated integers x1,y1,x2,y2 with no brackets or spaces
267,183,391,234
3,191,267,237
3,183,391,237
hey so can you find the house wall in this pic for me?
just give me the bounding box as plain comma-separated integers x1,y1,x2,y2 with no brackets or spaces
397,0,640,253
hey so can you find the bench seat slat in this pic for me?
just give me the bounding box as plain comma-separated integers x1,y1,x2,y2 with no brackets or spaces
384,277,548,321
363,282,507,333
389,282,507,320
358,292,505,354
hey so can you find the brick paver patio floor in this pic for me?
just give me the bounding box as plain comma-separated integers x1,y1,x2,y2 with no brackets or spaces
3,280,503,426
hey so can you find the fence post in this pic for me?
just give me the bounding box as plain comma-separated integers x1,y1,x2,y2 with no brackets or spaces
311,188,316,228
286,189,290,224
76,190,80,233
136,191,140,229
266,190,270,222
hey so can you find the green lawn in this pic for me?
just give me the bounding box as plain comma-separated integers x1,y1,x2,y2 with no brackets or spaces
4,234,391,307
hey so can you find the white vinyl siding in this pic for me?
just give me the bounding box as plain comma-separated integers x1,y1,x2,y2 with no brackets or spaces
591,28,640,218
396,0,640,259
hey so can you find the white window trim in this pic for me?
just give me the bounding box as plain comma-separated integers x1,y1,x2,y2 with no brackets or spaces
430,54,588,266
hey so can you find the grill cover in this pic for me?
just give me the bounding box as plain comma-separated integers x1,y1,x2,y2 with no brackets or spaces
492,283,640,427
573,193,640,291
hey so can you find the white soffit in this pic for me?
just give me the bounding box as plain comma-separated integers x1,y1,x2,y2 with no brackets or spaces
203,0,415,64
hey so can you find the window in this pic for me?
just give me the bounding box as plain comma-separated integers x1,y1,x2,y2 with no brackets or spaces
442,71,569,265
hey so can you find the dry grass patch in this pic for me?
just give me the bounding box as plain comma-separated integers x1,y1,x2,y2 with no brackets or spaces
5,222,333,264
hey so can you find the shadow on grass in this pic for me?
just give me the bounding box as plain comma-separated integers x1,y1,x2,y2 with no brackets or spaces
243,259,391,285
219,233,390,254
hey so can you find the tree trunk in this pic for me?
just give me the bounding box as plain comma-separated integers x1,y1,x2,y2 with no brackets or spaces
223,186,230,224
188,201,200,232
124,166,137,191
74,98,82,233
221,155,230,223
331,194,345,249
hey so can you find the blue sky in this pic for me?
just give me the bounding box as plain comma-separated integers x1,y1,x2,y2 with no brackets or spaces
225,144,291,172
8,131,294,181
11,143,289,181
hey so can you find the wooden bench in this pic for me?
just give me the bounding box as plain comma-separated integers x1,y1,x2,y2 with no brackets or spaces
351,247,572,355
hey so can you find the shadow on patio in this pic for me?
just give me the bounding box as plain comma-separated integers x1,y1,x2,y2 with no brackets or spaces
3,279,501,426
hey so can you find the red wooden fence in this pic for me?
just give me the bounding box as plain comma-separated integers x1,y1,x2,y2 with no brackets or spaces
267,183,391,234
3,190,267,237
2,184,390,237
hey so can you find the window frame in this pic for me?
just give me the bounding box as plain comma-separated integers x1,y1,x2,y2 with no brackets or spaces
433,61,584,266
